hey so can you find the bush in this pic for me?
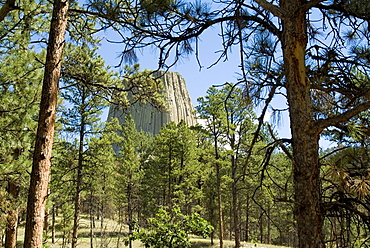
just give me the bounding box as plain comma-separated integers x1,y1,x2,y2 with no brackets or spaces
128,206,213,248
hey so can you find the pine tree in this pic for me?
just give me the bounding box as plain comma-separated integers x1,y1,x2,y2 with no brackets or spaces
58,43,120,248
24,1,69,247
197,84,261,247
114,114,148,248
80,1,370,246
141,121,206,215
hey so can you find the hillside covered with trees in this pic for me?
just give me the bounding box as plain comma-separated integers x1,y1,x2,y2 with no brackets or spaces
0,0,369,248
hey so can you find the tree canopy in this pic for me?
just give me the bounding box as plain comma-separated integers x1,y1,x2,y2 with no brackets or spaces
0,0,369,248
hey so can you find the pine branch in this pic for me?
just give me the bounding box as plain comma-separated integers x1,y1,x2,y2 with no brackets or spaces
252,0,286,18
316,101,370,133
0,0,19,22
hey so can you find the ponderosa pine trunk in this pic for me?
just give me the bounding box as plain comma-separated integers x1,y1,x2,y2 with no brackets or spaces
281,0,323,247
5,180,19,248
23,1,69,247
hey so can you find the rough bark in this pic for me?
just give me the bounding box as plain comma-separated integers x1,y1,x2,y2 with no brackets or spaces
5,180,19,248
281,0,323,247
23,1,69,247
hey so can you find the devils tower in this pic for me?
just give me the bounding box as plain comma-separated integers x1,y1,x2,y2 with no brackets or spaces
108,71,197,135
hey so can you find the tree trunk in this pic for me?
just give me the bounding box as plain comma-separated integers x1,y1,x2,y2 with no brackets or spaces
44,207,49,244
267,203,271,244
245,195,249,242
100,174,106,247
259,212,263,244
52,205,56,243
23,1,69,247
231,155,240,247
209,195,215,245
281,1,323,246
71,100,86,248
5,180,19,248
216,162,224,248
127,182,133,248
89,190,94,248
214,137,224,248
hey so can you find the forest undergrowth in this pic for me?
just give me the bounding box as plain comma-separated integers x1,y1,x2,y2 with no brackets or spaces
13,215,290,248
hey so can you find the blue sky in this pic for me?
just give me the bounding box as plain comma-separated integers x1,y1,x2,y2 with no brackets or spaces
97,26,294,139
97,24,338,148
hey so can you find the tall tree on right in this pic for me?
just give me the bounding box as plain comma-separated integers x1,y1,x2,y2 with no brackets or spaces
83,0,370,247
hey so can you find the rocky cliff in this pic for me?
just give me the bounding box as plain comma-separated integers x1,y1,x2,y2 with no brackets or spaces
108,71,197,135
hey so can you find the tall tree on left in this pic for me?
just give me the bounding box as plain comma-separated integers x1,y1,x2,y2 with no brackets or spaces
24,1,69,247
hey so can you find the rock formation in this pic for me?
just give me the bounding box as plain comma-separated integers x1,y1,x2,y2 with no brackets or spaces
108,71,197,135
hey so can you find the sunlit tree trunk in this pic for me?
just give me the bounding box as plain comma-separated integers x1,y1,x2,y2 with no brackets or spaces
24,1,69,247
281,0,323,246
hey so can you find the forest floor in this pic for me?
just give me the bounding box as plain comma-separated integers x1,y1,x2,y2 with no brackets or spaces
15,216,290,248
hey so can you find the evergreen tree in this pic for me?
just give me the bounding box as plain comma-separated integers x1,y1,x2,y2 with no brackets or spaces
83,120,121,248
141,121,206,216
49,138,76,246
0,47,44,247
79,1,370,246
197,84,261,247
24,1,69,247
58,43,120,248
115,114,148,248
0,2,49,246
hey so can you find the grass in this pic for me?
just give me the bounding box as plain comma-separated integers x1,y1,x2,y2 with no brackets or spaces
15,216,290,248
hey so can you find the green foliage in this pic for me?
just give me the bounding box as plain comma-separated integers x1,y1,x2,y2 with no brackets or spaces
140,0,175,15
140,120,208,215
0,48,44,171
115,114,147,216
320,144,370,246
129,206,213,248
0,30,45,230
121,64,166,109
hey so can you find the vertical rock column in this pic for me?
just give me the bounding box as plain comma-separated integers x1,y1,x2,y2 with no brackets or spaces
108,71,197,135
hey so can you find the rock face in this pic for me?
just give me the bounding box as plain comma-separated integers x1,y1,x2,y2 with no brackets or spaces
108,71,197,135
